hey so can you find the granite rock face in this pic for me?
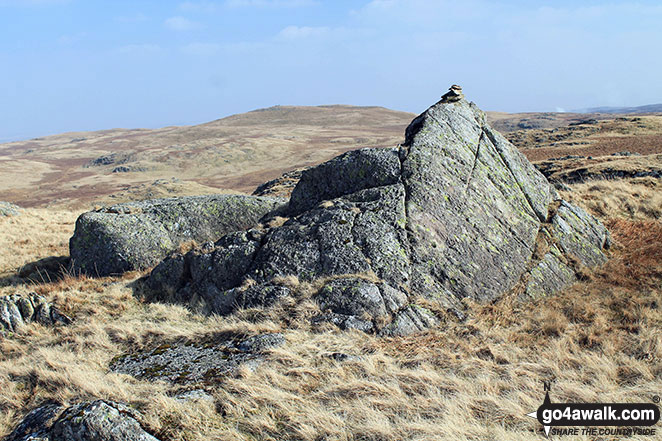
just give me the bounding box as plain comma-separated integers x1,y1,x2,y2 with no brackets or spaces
5,400,159,441
146,94,610,335
70,194,284,276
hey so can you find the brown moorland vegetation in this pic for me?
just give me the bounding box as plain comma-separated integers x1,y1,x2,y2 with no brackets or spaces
0,108,661,440
5,106,660,209
0,178,660,440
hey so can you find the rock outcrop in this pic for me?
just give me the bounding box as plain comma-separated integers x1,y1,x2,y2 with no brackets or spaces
5,400,159,441
110,333,285,384
0,293,71,335
70,194,284,276
145,91,610,335
252,168,307,199
0,201,21,217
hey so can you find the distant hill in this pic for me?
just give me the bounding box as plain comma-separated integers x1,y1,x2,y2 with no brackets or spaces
3,103,662,209
581,103,662,114
0,105,415,208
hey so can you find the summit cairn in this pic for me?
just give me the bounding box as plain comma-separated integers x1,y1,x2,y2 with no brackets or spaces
145,87,610,336
441,84,464,102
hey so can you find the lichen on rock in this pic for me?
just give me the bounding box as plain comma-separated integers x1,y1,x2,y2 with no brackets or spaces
0,293,71,335
69,194,285,276
142,91,610,335
5,400,159,441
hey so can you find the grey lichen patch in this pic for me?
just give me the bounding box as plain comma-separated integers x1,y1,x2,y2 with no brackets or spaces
5,399,160,441
70,194,285,276
110,333,285,384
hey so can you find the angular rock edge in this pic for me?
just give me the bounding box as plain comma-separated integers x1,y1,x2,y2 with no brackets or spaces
145,93,610,336
69,194,285,277
5,399,159,441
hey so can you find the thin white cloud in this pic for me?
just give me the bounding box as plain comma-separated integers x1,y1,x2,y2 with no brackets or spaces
164,16,202,31
225,0,316,8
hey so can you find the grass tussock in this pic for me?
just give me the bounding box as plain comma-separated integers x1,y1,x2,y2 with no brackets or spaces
561,177,662,220
0,184,660,440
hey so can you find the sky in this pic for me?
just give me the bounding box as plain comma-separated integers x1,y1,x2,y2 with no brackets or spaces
1,0,661,141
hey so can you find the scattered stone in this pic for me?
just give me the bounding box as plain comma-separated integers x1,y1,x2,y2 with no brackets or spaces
553,182,572,192
112,165,147,173
328,352,364,362
0,201,21,217
173,389,214,402
70,194,285,276
611,151,641,157
551,165,662,184
548,155,585,161
86,152,134,168
145,89,610,335
5,400,159,441
110,333,285,384
0,293,71,335
236,333,285,353
569,119,598,126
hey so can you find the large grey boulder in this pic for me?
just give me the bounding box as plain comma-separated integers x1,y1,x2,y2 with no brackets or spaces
70,194,284,276
145,93,610,335
5,400,159,441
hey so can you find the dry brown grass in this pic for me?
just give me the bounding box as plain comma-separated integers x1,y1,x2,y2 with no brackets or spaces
0,209,79,278
0,182,660,440
561,177,662,220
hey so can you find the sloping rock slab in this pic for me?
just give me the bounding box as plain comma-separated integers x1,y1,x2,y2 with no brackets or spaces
0,293,71,335
70,194,284,276
5,400,159,441
110,333,284,384
146,94,610,335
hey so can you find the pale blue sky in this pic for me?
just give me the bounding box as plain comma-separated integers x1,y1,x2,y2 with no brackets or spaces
1,0,661,141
